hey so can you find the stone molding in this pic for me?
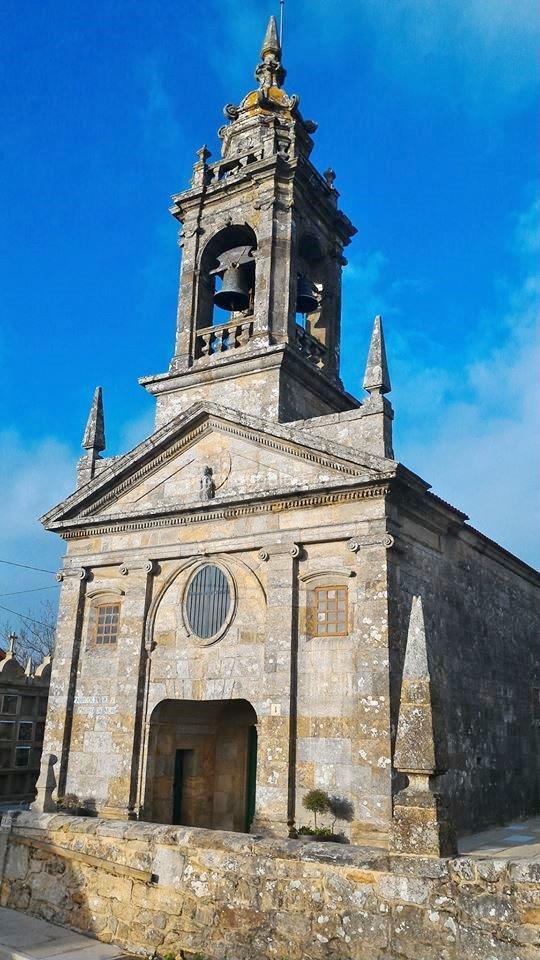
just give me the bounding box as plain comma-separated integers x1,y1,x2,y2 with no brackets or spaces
58,484,390,540
79,416,371,520
347,533,395,552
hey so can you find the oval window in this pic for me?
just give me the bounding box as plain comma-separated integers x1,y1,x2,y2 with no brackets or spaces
185,564,231,640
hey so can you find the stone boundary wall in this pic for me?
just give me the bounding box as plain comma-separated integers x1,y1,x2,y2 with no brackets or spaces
0,812,538,960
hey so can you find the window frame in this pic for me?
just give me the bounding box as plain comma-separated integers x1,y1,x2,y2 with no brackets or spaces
299,570,354,641
0,720,15,740
182,562,236,646
94,601,121,646
311,583,349,638
14,745,31,768
85,588,124,651
1,695,18,715
17,721,33,742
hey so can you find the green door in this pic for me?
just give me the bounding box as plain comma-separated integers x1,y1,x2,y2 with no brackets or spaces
245,725,258,832
172,749,185,825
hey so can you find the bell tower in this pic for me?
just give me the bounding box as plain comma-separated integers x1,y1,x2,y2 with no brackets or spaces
141,16,358,427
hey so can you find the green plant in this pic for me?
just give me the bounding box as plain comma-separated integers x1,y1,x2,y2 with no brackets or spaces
57,793,80,811
301,788,330,828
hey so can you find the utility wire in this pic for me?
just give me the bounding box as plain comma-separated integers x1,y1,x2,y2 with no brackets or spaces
0,559,57,575
0,585,59,598
0,603,55,630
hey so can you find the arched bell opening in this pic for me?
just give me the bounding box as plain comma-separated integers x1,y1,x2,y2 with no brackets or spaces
143,697,258,832
294,232,332,370
194,224,257,358
296,232,324,331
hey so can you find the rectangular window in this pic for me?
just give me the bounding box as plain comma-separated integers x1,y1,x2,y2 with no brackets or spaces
314,586,348,637
532,687,540,722
1,695,18,715
38,697,48,716
18,721,33,742
0,720,14,740
95,603,120,645
14,746,31,768
21,695,35,716
0,747,12,769
11,773,30,795
35,722,45,743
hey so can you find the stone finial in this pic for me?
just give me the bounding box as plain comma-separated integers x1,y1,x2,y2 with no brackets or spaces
7,632,16,654
261,15,281,60
32,752,58,813
82,386,106,454
255,15,286,88
24,656,32,677
362,315,391,395
196,144,211,165
392,595,456,857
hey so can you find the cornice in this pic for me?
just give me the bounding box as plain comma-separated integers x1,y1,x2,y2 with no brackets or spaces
51,482,390,541
74,416,373,521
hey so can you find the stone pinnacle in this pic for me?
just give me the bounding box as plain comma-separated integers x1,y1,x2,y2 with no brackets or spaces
82,386,106,454
261,15,281,60
362,315,391,395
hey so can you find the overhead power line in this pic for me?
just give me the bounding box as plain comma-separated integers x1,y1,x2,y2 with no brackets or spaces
0,585,59,598
0,559,57,575
0,603,55,630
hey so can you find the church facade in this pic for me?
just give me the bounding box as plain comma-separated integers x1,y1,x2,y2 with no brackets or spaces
36,19,538,847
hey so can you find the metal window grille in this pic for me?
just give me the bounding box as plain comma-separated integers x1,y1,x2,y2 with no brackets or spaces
314,586,348,637
185,564,230,640
95,603,120,645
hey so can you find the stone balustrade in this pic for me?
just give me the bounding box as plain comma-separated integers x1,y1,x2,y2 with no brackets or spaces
295,324,327,369
195,317,254,359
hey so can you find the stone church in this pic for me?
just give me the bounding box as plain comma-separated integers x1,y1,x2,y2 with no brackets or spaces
36,18,538,849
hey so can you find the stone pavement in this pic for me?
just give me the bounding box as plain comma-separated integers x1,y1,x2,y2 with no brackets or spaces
0,908,132,960
458,815,540,859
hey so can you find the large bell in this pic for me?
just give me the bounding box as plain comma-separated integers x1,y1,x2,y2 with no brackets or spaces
213,266,250,312
211,246,253,312
296,275,319,314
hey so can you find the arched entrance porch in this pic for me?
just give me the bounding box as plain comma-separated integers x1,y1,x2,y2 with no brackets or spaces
144,698,257,832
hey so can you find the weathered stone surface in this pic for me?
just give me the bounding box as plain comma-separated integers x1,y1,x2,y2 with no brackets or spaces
1,814,539,960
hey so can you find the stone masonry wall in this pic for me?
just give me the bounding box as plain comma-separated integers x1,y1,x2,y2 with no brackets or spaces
387,500,540,835
1,812,539,960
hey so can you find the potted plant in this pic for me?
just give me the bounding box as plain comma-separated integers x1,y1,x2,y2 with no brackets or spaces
295,789,353,843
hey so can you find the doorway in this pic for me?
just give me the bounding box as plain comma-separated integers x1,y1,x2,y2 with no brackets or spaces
145,698,258,832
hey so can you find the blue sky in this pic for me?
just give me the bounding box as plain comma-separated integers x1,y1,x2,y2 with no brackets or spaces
0,0,538,632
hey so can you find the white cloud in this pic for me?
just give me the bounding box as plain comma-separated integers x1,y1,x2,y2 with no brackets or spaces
299,0,538,117
118,409,156,451
0,432,77,623
395,193,540,566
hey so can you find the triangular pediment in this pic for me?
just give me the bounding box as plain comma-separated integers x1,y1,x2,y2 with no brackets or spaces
42,402,396,530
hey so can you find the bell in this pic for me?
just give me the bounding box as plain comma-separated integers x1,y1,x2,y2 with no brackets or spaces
296,275,318,314
213,265,251,312
210,245,254,313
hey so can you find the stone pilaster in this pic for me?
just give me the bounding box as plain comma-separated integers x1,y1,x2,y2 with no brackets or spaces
101,562,155,819
252,545,299,835
33,568,87,810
